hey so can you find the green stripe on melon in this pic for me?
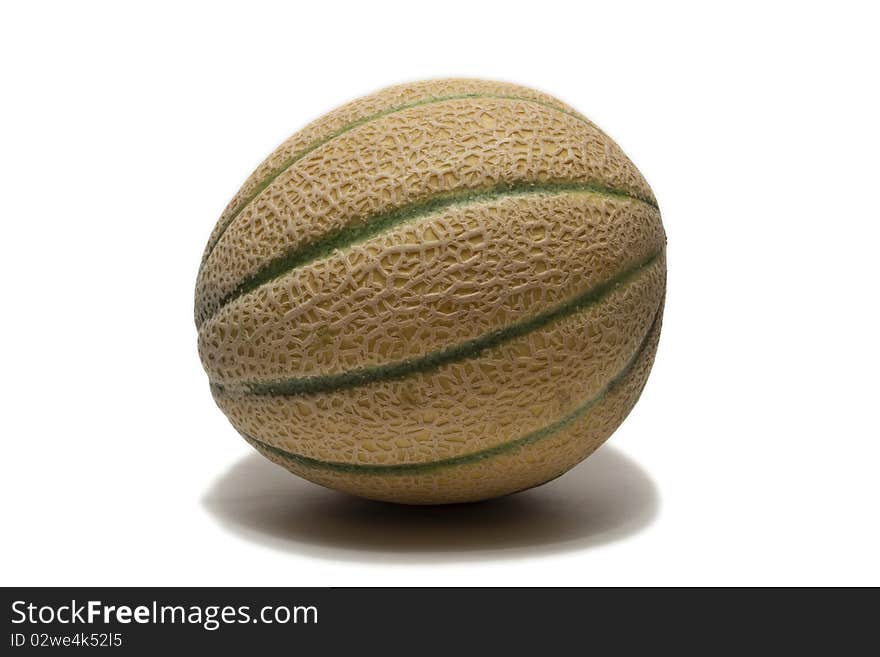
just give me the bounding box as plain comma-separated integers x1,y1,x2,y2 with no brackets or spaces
203,183,657,326
211,248,662,397
198,92,598,266
242,301,661,475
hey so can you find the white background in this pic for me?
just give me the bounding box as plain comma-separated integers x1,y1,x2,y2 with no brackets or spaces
2,1,878,586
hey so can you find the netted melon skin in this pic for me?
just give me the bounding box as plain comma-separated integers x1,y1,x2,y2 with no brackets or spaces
195,79,666,504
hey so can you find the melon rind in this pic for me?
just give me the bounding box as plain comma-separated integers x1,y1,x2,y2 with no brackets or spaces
195,79,666,504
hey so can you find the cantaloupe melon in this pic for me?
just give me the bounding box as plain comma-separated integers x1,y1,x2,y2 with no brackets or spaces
195,79,666,505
